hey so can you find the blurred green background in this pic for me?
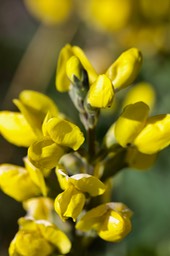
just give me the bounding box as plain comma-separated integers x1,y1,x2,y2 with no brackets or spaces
1,0,170,255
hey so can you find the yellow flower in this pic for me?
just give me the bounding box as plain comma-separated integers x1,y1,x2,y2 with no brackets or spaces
114,102,170,154
23,197,54,220
0,111,36,147
24,0,73,25
76,202,132,242
106,48,142,91
56,44,97,92
87,74,115,108
79,0,132,32
114,102,149,148
122,82,156,110
0,164,42,201
0,90,59,146
56,45,142,109
54,166,106,221
28,116,85,169
134,114,170,154
9,217,71,255
13,90,59,136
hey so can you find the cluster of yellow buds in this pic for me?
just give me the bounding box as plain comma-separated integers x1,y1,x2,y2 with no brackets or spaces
0,45,170,255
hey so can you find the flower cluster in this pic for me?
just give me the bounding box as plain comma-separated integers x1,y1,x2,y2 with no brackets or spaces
23,0,170,55
0,45,170,255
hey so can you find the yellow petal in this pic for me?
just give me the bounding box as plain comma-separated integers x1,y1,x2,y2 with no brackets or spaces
56,44,73,92
76,204,108,232
72,46,98,84
70,173,106,196
66,56,84,83
13,90,58,136
23,197,54,220
28,137,65,170
106,48,142,91
125,147,157,170
10,230,53,256
114,102,149,148
44,117,85,150
134,114,170,154
55,165,69,190
24,157,47,196
54,185,85,221
36,220,72,254
87,74,114,108
76,202,132,235
0,111,36,147
24,0,73,25
19,90,59,117
81,0,131,32
0,164,40,201
122,82,156,110
99,210,132,242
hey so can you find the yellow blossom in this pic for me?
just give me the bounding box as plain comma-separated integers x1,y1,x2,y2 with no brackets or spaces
28,137,65,170
13,90,59,136
56,44,97,92
54,167,106,221
76,202,132,242
114,102,149,148
23,197,54,220
134,114,170,154
9,217,71,255
43,116,85,150
0,164,42,201
115,102,170,154
106,48,142,91
122,82,156,110
0,111,36,147
80,0,132,32
87,74,115,108
24,0,73,25
28,116,85,169
0,90,59,146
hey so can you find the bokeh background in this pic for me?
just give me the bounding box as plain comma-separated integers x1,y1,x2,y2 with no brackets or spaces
0,0,170,255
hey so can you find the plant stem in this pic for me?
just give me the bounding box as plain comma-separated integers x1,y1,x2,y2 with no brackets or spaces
87,127,96,164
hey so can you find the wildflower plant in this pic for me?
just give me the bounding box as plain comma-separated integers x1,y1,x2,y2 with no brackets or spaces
0,44,170,256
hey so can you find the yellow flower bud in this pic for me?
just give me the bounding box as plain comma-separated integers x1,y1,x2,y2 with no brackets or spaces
0,164,41,201
114,102,149,148
43,117,85,150
23,197,54,220
56,44,97,92
55,185,86,222
13,90,59,136
9,217,71,255
24,157,47,196
106,48,142,91
80,0,131,32
0,111,36,147
28,137,65,170
66,56,84,83
55,168,106,221
9,230,53,256
56,44,73,92
122,82,156,110
76,202,132,242
87,74,115,108
134,114,170,154
24,0,73,25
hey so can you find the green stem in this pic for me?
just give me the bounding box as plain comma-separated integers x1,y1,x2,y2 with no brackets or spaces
87,127,96,164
